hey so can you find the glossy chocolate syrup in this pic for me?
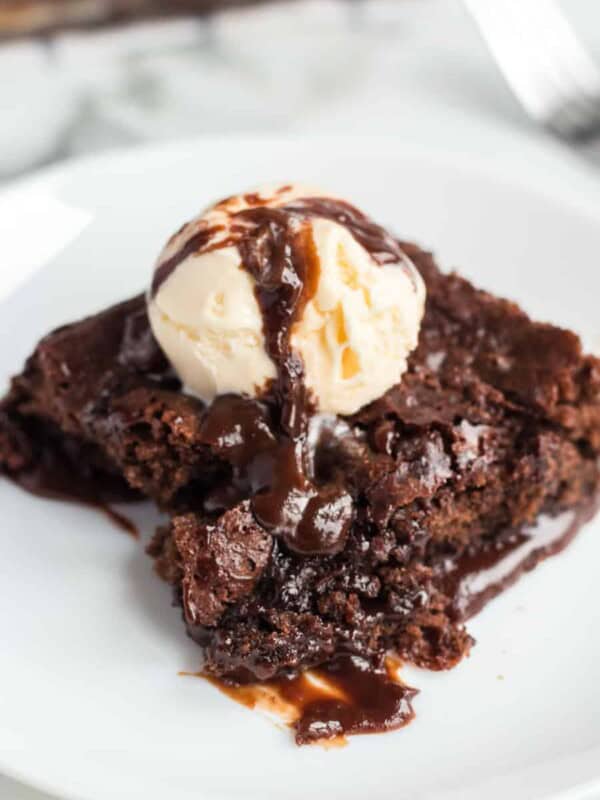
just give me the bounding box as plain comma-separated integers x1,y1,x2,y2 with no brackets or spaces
153,195,414,556
443,499,599,621
151,195,412,298
203,653,416,746
288,654,416,744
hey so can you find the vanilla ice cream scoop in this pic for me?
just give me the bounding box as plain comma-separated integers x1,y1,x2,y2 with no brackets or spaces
148,184,426,416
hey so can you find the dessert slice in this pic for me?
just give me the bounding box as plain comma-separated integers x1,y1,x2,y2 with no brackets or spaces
2,185,599,744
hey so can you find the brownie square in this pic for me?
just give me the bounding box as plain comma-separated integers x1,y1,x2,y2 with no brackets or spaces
2,243,599,705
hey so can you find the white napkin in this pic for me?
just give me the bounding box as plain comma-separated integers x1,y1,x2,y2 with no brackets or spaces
0,0,378,176
0,40,77,174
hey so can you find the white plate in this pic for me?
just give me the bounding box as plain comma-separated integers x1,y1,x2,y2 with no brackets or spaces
1,137,600,800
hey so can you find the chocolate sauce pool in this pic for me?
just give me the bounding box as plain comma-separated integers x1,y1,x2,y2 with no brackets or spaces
204,654,416,746
10,445,140,537
152,195,415,557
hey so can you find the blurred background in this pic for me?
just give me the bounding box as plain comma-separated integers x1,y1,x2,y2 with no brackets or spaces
2,1,600,797
1,0,600,181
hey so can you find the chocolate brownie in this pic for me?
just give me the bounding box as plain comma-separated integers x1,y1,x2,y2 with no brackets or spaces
2,244,600,742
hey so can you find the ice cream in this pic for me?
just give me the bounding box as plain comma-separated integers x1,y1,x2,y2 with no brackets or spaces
148,184,426,416
149,243,276,403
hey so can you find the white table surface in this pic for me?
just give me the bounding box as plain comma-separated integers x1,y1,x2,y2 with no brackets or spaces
2,1,600,797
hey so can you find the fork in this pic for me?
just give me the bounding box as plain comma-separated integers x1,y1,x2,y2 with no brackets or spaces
463,0,600,142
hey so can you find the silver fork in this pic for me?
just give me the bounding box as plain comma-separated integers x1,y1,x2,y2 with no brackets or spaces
463,0,600,142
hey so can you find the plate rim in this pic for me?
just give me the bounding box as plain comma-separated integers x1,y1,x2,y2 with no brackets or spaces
2,133,600,800
2,131,600,219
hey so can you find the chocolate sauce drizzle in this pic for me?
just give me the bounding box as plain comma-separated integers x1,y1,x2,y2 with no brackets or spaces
151,196,409,297
153,196,413,556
